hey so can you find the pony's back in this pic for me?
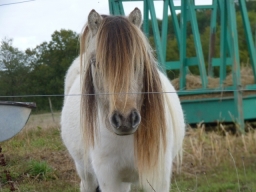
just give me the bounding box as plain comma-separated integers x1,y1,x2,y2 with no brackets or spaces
64,57,80,97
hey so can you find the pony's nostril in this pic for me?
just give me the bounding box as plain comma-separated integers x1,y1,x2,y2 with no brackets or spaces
111,110,140,134
111,112,123,128
130,110,141,128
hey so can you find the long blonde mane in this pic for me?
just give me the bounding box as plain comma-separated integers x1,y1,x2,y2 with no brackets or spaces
80,15,167,176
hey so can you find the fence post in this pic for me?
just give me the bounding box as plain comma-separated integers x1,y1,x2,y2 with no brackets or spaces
48,97,55,122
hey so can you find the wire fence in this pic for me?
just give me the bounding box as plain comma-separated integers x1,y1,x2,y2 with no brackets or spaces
0,88,256,98
0,0,35,7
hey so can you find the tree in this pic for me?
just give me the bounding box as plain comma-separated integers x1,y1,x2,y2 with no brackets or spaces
0,38,31,100
27,29,79,111
0,30,79,111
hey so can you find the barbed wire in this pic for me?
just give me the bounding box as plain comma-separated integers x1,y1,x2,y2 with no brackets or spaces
0,88,255,98
0,0,35,7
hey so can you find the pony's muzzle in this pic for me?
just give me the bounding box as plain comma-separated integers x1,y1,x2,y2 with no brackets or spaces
110,110,141,135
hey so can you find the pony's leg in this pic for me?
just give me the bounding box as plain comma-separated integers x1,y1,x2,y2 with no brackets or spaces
75,162,99,192
96,186,101,192
94,166,131,192
140,182,170,192
79,174,98,192
97,179,130,192
139,163,172,192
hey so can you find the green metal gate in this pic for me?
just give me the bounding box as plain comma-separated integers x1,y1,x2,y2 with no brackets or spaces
108,0,256,130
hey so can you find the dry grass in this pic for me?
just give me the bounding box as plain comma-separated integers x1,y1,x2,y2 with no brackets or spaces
172,123,256,191
171,66,256,100
180,123,256,171
1,113,256,191
25,112,61,130
172,66,255,90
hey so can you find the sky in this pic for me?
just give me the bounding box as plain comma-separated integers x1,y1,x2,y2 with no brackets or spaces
0,0,211,51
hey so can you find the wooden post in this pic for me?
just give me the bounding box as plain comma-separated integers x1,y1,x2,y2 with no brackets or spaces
48,97,55,122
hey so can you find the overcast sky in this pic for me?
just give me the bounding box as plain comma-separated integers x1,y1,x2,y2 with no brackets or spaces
0,0,211,51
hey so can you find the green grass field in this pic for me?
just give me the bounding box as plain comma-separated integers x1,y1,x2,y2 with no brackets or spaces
0,113,255,191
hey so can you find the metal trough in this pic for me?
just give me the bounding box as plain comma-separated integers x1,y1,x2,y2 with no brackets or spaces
0,101,36,142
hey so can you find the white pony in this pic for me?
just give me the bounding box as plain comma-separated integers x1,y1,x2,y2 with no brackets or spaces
61,8,185,192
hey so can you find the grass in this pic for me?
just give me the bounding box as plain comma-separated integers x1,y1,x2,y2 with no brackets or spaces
27,160,53,179
0,113,256,191
0,114,79,192
171,123,256,192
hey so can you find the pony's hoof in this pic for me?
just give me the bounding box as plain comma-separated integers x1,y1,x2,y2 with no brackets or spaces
96,186,101,192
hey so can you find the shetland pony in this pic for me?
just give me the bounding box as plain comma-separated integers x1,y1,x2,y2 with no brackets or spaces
61,8,185,192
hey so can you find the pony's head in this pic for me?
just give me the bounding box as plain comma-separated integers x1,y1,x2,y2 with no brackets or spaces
81,8,145,135
80,8,166,173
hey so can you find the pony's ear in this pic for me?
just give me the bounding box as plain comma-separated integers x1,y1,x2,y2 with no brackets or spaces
88,9,103,36
128,8,142,28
